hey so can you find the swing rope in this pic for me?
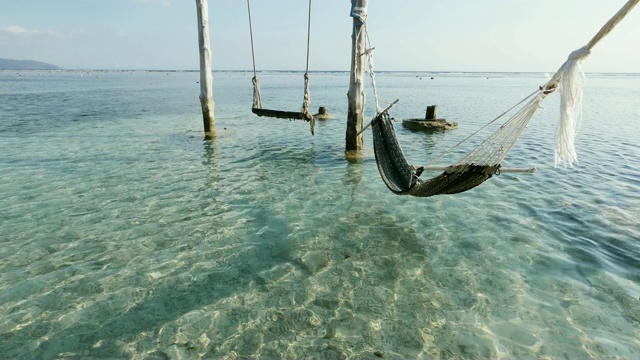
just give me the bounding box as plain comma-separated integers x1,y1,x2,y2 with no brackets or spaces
246,0,261,109
301,0,315,134
246,0,315,135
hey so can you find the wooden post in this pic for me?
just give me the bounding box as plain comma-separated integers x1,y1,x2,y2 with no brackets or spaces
346,0,368,152
196,0,215,137
425,105,438,120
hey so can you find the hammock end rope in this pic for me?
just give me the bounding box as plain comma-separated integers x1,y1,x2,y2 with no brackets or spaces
554,46,591,167
552,0,640,166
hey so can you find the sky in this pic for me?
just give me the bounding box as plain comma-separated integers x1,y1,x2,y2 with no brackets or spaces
1,0,639,72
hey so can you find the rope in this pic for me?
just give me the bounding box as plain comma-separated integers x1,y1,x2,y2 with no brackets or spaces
246,0,257,77
246,0,313,134
363,28,381,114
547,0,639,166
246,0,262,109
252,75,262,109
423,88,541,167
305,0,312,74
350,11,399,122
301,0,314,134
424,0,640,169
585,0,639,51
302,72,314,134
352,14,387,121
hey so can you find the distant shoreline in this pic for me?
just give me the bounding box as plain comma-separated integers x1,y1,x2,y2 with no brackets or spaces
2,69,639,75
0,58,62,70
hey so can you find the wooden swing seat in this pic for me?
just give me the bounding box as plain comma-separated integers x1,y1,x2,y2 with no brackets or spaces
252,108,307,120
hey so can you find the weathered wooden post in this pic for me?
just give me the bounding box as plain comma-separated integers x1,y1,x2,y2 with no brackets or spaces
425,105,437,120
402,104,458,131
196,0,215,137
346,0,368,152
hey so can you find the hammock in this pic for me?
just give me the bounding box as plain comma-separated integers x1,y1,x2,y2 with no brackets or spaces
368,0,639,197
373,111,501,197
247,0,315,134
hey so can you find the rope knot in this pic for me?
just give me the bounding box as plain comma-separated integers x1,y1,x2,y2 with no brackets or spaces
350,6,368,21
568,46,591,61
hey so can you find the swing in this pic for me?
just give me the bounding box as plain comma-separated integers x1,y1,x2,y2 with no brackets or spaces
362,0,639,197
246,0,315,135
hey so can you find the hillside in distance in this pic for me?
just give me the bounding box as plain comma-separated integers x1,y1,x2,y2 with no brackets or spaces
0,58,62,70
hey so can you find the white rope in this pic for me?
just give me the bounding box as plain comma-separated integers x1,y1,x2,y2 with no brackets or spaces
553,0,639,167
362,29,382,114
252,75,262,109
568,46,591,61
350,0,383,117
302,72,314,134
352,20,385,118
247,0,262,110
554,54,585,167
302,0,314,135
349,3,390,128
422,89,541,168
421,0,639,170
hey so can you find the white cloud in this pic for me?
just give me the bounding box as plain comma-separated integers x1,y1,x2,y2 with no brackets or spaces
0,25,27,36
0,25,66,38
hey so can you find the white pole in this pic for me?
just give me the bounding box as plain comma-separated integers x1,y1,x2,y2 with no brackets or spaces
346,0,368,151
196,0,215,137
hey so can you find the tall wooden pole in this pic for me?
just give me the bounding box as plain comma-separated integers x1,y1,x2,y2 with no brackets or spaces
346,0,368,151
196,0,216,137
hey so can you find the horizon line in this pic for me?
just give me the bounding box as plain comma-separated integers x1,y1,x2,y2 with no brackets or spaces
4,68,640,75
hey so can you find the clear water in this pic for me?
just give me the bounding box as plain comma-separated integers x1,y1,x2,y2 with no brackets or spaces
1,70,639,359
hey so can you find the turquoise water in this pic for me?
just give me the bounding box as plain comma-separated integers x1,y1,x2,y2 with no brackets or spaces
1,70,639,359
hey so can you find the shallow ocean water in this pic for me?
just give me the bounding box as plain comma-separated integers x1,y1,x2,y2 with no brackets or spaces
0,70,639,359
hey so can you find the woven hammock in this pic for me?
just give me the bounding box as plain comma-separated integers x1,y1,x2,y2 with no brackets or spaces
373,111,502,197
370,0,639,197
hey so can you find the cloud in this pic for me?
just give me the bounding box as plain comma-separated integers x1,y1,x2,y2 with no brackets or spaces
0,25,27,36
0,25,67,38
133,0,170,7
